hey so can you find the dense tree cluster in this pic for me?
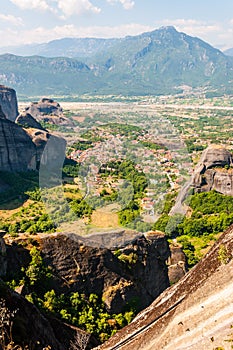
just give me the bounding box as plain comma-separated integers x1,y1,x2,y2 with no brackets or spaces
100,160,148,229
153,190,233,267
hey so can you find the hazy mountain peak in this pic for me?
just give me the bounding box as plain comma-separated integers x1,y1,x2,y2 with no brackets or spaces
0,27,232,96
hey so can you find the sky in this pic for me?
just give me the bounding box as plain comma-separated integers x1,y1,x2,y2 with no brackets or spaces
1,0,233,50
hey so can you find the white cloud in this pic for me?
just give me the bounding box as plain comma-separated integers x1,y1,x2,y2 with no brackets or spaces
10,0,101,18
0,14,23,26
1,18,233,51
10,0,51,11
156,19,221,36
56,0,101,18
0,23,153,47
107,0,135,10
155,19,230,49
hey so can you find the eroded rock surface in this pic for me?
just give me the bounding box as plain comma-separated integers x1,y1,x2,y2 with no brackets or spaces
16,111,45,130
172,145,233,214
167,244,187,284
24,98,73,126
0,85,18,122
35,230,170,314
0,117,36,171
96,225,233,350
192,145,233,195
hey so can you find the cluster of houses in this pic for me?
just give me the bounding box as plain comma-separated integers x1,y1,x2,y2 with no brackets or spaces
68,125,191,219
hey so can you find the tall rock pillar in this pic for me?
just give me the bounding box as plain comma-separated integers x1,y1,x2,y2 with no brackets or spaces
0,85,18,122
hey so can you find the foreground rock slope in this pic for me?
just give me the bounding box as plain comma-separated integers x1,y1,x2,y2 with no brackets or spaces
95,225,233,350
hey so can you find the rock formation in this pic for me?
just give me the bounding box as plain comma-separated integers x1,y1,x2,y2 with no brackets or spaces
96,225,233,350
0,230,7,277
1,229,170,348
192,145,233,195
4,230,170,315
0,85,18,122
167,244,188,284
38,230,170,314
172,145,233,214
0,116,37,171
16,111,45,130
24,128,66,167
0,87,67,173
24,98,74,126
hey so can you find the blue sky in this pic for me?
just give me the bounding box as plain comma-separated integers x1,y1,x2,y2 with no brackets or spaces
1,0,233,49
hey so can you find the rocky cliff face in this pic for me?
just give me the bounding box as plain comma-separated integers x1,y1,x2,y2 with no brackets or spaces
39,230,170,314
192,145,233,195
96,225,233,350
0,87,37,172
167,244,187,284
172,145,233,214
0,85,18,122
0,87,66,173
0,117,37,171
0,231,7,277
1,229,170,348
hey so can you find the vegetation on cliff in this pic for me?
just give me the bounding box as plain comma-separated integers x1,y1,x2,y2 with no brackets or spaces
154,190,233,266
3,245,135,343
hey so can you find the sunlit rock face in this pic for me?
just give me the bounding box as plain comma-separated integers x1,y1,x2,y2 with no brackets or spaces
193,145,233,195
96,226,233,350
24,98,74,126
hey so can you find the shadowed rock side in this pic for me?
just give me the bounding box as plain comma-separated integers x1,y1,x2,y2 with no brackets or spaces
0,279,99,350
0,231,7,277
39,231,170,314
171,145,233,214
95,226,233,350
0,85,18,122
0,116,36,171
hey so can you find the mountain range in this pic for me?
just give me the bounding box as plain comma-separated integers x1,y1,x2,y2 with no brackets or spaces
1,26,233,97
